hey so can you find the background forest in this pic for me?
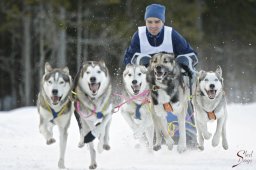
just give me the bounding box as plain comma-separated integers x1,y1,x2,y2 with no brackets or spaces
0,0,255,110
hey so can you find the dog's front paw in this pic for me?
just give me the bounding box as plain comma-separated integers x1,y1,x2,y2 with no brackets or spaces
78,141,85,148
198,145,204,151
166,139,174,150
97,142,104,153
58,158,65,169
153,145,161,151
177,144,186,153
203,132,212,140
103,144,111,151
212,134,220,147
46,138,56,145
222,140,228,150
89,163,97,169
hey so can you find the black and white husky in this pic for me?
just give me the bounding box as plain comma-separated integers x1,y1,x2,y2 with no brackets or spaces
121,64,154,150
147,53,189,153
74,61,112,169
37,62,73,169
192,66,228,150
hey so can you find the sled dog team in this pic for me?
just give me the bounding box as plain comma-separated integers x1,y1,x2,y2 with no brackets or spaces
37,53,228,169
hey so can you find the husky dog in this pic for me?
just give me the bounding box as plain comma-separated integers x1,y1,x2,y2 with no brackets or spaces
74,61,112,169
192,66,228,150
147,53,189,153
37,62,73,169
121,64,154,150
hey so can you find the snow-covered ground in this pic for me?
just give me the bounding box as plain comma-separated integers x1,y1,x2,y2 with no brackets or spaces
0,104,256,170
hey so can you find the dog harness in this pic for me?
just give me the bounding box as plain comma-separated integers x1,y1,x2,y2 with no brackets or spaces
75,97,110,120
207,111,216,120
45,102,69,123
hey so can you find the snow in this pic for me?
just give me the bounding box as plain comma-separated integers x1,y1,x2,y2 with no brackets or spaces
0,104,256,170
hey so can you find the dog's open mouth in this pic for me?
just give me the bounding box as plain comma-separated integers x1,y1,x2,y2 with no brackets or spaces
51,96,62,105
131,83,141,95
89,82,101,95
154,71,167,80
206,89,217,99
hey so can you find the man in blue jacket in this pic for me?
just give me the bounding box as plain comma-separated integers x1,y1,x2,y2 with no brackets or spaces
123,4,198,148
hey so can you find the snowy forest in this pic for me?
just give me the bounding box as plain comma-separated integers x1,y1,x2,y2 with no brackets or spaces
0,0,255,110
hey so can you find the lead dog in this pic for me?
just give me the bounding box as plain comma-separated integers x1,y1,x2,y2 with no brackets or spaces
147,53,189,153
192,66,228,150
37,62,73,169
74,61,112,169
121,64,154,150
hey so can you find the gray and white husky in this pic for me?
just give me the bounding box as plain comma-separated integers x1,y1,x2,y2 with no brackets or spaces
74,61,112,169
147,53,189,153
192,66,228,150
37,62,73,169
121,64,154,150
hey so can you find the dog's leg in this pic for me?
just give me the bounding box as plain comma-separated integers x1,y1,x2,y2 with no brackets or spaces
74,110,85,148
88,142,97,169
195,120,205,150
177,110,187,153
58,125,68,169
39,116,55,145
158,116,174,150
84,114,112,143
200,121,212,140
145,126,154,151
221,116,228,150
103,119,112,151
212,116,225,147
121,110,138,131
151,113,162,151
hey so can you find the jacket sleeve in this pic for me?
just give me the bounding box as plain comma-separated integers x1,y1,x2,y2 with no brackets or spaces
172,29,198,67
123,31,141,65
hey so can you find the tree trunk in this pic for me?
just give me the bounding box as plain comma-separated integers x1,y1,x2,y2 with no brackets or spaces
57,7,66,67
76,0,82,71
22,11,32,106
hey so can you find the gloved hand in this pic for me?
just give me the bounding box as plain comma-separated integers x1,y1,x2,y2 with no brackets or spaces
176,55,193,79
180,64,193,79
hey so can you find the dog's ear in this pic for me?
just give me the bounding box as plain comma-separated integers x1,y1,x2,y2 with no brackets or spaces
62,66,69,75
216,65,222,77
123,67,129,78
139,65,148,74
99,60,106,67
198,70,206,81
45,62,52,73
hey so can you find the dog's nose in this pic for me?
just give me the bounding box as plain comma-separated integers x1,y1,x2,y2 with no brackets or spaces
90,77,96,83
132,80,137,85
52,89,58,95
210,84,215,89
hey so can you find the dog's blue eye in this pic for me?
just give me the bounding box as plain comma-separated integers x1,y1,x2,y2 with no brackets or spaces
205,79,209,81
48,81,52,84
97,71,101,74
215,79,218,82
59,81,64,84
86,71,90,74
138,73,141,76
128,74,132,77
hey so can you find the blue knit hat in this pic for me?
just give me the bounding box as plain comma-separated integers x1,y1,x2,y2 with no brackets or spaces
144,4,166,22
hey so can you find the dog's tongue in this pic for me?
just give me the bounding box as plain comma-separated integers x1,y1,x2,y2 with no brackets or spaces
51,96,60,103
90,83,99,93
132,85,140,94
207,90,216,99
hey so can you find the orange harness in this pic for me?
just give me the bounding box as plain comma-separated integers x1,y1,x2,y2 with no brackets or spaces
163,103,173,112
207,111,216,120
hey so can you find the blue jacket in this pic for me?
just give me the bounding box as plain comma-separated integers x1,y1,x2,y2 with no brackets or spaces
123,27,198,68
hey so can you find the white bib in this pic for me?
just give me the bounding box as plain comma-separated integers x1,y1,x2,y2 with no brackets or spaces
138,26,173,55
